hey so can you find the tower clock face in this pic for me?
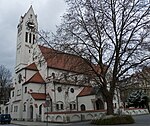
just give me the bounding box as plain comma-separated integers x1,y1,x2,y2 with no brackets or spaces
27,22,35,29
26,21,36,31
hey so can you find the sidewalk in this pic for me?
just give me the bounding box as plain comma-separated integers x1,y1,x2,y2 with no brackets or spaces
11,120,67,126
11,120,91,126
11,120,47,126
11,115,150,126
11,120,87,126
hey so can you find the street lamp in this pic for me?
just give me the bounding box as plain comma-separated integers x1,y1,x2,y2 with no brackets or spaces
46,94,50,126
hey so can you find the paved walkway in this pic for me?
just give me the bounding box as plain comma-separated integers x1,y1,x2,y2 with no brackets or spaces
11,121,46,126
11,120,59,126
11,121,68,126
11,121,90,126
11,114,150,126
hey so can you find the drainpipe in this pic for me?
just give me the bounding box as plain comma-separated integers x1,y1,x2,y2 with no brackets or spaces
45,82,47,96
53,81,56,112
76,96,79,111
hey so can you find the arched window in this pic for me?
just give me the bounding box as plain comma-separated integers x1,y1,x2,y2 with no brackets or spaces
56,101,64,110
24,87,27,93
52,73,55,79
33,34,35,44
70,102,76,110
80,104,86,111
23,103,26,112
12,91,14,97
29,33,32,43
25,32,28,42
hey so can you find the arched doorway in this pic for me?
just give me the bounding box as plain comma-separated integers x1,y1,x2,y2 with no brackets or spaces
80,104,86,111
39,104,42,115
37,104,42,121
95,99,104,110
30,105,33,120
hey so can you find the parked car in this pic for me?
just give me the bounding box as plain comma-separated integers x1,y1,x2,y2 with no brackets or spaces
0,114,12,124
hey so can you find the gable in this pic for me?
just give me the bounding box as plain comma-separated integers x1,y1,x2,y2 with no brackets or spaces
25,71,45,84
77,86,95,97
25,63,38,71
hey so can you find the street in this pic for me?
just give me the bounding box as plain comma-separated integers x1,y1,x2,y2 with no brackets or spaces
1,114,150,126
0,124,18,126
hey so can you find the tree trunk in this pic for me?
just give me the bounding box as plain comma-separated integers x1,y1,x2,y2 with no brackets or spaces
106,95,114,115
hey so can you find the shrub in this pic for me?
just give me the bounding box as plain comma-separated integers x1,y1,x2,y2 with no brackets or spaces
91,115,134,125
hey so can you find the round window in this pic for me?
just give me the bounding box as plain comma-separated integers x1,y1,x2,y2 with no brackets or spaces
57,87,62,92
70,88,74,93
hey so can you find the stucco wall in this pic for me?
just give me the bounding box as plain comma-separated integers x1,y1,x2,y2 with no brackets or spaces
77,95,95,111
44,110,105,122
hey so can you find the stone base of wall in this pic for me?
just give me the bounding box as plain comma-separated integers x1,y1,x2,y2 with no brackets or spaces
44,110,106,122
123,108,149,115
43,108,149,122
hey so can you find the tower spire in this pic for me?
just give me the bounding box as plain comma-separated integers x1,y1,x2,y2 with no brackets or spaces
15,5,38,72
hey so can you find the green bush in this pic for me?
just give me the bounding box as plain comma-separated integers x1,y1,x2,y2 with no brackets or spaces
91,115,134,125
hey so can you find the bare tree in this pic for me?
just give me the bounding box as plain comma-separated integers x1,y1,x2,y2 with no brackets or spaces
43,0,150,115
0,65,12,104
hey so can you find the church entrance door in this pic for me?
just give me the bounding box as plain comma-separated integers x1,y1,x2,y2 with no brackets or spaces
96,99,104,110
30,105,33,120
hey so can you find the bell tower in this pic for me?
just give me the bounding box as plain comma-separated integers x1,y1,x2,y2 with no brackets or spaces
15,6,38,72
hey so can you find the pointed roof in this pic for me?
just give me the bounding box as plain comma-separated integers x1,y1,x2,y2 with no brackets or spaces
27,5,34,12
23,5,36,18
26,72,45,84
77,86,95,97
25,63,38,71
31,93,46,100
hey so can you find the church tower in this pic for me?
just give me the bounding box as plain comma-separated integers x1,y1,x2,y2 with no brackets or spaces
15,6,38,72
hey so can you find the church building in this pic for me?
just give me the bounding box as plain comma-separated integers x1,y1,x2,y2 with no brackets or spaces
3,6,121,122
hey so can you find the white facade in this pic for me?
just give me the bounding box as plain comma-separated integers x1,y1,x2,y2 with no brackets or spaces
3,6,122,122
15,6,38,72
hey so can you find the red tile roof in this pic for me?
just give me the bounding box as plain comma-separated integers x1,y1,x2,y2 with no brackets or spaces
31,93,46,100
39,45,97,74
77,86,95,97
26,72,45,84
25,63,38,71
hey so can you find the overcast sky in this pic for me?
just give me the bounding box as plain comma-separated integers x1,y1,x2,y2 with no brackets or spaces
0,0,67,72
